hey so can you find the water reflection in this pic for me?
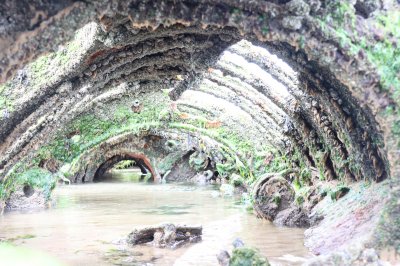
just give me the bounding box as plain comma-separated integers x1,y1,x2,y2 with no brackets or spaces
0,170,310,265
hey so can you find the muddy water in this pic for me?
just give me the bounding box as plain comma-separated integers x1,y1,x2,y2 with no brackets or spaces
0,170,310,265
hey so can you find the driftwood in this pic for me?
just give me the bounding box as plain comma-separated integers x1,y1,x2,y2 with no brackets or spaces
127,223,202,249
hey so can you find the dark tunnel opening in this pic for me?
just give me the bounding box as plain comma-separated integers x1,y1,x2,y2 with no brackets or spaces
93,153,155,182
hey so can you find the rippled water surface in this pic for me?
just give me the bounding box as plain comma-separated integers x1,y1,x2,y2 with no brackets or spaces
0,170,310,265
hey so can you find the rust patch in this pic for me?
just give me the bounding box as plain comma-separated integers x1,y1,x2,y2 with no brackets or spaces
126,152,158,181
85,49,109,65
179,113,189,119
205,120,221,129
85,47,123,65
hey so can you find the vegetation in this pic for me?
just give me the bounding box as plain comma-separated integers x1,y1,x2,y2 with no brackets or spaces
0,83,13,112
0,163,55,201
29,36,82,88
35,99,166,164
230,174,245,187
376,189,400,253
329,184,350,201
113,160,136,169
17,168,55,200
319,2,400,144
230,247,270,266
27,94,314,194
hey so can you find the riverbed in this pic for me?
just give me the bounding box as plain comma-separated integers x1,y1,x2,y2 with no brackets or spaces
0,170,310,265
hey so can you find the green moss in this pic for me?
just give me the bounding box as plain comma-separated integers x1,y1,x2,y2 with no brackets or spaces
295,195,304,206
0,163,56,201
157,152,184,175
370,12,400,97
0,82,14,112
319,5,400,144
294,186,310,206
168,123,252,179
16,168,55,200
189,152,207,171
114,160,136,169
330,184,350,201
30,91,294,188
326,1,355,27
216,162,236,178
29,37,83,88
376,189,400,253
0,185,6,201
37,98,167,164
273,193,281,206
0,162,26,200
230,247,269,266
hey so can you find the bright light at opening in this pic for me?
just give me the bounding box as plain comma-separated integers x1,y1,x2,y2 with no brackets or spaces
219,41,298,103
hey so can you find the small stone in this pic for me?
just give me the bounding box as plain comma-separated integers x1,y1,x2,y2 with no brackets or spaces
273,206,310,227
90,64,97,71
232,238,245,248
217,250,230,266
311,100,318,107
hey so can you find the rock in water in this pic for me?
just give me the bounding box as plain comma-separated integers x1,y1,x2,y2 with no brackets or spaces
273,206,310,227
127,223,202,249
232,238,245,248
217,250,231,266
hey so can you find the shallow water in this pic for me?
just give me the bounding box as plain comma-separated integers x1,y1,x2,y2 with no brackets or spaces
0,170,311,265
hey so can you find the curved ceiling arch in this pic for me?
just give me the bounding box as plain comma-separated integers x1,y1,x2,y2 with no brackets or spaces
0,1,399,258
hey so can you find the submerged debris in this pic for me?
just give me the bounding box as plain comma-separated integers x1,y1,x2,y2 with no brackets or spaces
127,223,202,249
252,172,295,221
252,171,311,228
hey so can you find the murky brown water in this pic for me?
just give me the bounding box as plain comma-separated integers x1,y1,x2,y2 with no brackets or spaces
0,170,311,265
